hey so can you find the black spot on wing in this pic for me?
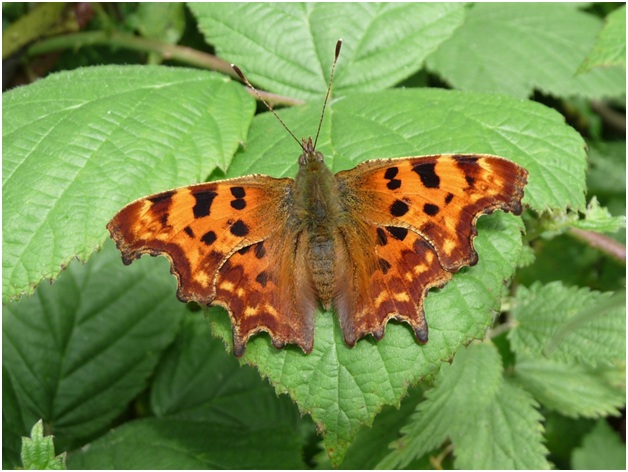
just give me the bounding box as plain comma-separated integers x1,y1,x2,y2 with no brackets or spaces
231,199,246,210
193,190,218,218
149,191,175,204
384,167,398,179
378,258,391,274
423,203,440,216
230,186,246,198
386,226,408,241
201,230,217,245
412,162,440,189
230,219,249,237
254,242,266,259
230,186,247,210
384,167,401,190
390,199,410,217
376,227,388,246
184,226,195,238
256,271,269,287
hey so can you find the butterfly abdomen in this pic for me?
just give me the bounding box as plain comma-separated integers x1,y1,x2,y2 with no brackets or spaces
293,154,348,308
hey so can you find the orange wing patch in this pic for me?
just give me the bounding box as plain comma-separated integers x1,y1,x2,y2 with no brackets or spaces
214,232,317,357
338,154,527,270
334,154,527,345
335,223,452,347
107,176,291,304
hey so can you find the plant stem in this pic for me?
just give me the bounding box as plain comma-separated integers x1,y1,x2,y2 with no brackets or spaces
568,227,626,263
27,31,304,107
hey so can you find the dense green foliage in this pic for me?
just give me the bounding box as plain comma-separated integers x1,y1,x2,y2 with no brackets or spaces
3,3,625,470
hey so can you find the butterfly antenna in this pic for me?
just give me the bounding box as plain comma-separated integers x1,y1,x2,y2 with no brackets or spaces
231,64,305,152
313,39,342,150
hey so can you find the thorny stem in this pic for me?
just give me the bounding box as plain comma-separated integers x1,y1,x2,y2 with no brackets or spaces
27,31,304,107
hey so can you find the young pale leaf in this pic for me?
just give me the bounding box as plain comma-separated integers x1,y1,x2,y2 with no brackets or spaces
571,419,626,469
3,241,186,441
571,197,626,234
377,343,549,469
580,5,626,72
510,282,625,367
20,420,66,470
427,3,626,99
2,66,253,304
189,2,466,100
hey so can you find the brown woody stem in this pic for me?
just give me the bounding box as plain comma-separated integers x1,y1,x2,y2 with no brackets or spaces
27,31,303,107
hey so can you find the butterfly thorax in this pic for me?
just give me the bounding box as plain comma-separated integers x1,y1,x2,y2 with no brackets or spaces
293,142,345,307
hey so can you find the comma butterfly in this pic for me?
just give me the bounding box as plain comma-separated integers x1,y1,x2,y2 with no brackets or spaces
107,40,528,357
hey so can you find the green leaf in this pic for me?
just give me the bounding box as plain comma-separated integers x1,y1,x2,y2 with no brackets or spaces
150,312,303,431
67,418,305,469
587,141,626,197
572,197,626,233
3,240,186,441
68,313,306,469
580,5,626,72
377,343,549,469
314,386,426,469
514,357,625,418
21,420,66,470
427,3,626,99
189,3,466,100
2,66,253,304
225,89,586,214
509,282,625,367
3,365,35,469
205,88,583,464
129,3,186,45
571,419,626,470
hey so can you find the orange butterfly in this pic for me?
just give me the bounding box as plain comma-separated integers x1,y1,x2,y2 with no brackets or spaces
107,40,527,357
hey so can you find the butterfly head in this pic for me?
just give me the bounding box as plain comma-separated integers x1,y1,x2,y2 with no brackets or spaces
298,137,324,167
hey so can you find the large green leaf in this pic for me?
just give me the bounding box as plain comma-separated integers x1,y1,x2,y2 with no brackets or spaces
2,66,253,304
509,282,625,367
509,282,625,418
189,2,466,100
571,419,626,469
206,88,585,463
68,313,306,469
3,241,186,443
377,343,549,469
514,357,625,418
67,418,304,469
427,3,626,98
580,5,626,72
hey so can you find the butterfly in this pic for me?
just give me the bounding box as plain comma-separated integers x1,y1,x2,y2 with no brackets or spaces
107,40,528,357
